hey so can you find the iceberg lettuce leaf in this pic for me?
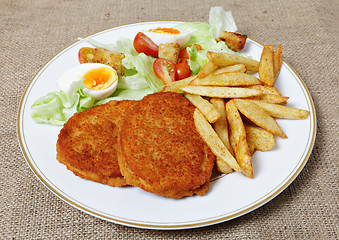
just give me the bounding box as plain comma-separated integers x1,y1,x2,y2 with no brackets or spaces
95,88,153,105
122,53,164,92
31,88,94,126
209,6,237,39
174,22,213,47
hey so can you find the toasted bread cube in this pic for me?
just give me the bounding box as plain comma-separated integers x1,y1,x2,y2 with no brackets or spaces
158,43,180,64
92,48,125,76
217,31,247,52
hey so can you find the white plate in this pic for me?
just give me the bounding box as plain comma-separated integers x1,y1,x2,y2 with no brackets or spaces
17,21,316,230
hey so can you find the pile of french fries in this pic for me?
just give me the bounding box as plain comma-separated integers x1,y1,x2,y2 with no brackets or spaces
161,46,310,178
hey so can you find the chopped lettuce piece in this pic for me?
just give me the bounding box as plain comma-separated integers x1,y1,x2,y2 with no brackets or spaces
31,89,94,126
186,44,208,75
95,88,153,105
174,22,213,47
122,53,164,92
209,6,237,39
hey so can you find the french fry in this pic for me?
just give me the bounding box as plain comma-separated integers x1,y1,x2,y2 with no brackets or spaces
248,94,289,104
216,158,234,174
233,99,287,138
231,131,256,155
197,61,218,78
248,85,282,95
250,100,310,119
246,139,256,155
245,125,275,152
274,44,283,80
160,75,196,93
206,51,259,72
193,109,242,172
226,100,253,178
210,98,234,156
259,45,275,86
191,72,262,87
214,64,247,75
180,86,262,98
184,94,220,123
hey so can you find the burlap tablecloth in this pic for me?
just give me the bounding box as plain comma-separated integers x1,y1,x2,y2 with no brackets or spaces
1,0,338,239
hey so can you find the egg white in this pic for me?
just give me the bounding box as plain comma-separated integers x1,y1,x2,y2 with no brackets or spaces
58,63,118,100
142,30,190,47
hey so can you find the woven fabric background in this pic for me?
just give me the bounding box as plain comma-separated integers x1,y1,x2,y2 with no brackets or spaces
1,0,338,239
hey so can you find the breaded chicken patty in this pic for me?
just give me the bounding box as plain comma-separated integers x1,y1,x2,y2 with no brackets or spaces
118,92,215,198
56,100,136,187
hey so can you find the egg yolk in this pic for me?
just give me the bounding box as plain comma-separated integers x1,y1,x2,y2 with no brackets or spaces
83,67,116,91
148,27,180,35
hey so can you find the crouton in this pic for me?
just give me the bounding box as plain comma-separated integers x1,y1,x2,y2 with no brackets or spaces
158,43,180,64
92,48,125,76
217,31,247,52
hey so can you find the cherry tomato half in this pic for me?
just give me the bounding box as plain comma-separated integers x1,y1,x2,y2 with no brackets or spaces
175,59,191,80
78,47,95,64
153,58,176,85
133,32,159,58
178,44,202,60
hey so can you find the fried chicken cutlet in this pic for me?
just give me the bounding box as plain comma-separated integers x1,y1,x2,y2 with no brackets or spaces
56,100,136,187
118,92,215,198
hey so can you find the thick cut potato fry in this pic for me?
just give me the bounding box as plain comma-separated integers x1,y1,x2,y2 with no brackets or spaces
191,72,262,87
226,100,253,178
233,99,287,138
248,85,282,95
184,94,220,123
259,45,275,86
274,44,283,81
217,31,247,52
214,64,247,75
216,157,234,174
197,61,218,78
210,98,234,156
160,75,196,93
193,109,242,172
207,51,259,72
230,133,256,156
246,140,256,155
180,86,262,98
250,100,310,119
245,125,275,151
248,94,289,104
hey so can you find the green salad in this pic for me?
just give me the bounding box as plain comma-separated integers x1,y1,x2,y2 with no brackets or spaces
31,6,246,125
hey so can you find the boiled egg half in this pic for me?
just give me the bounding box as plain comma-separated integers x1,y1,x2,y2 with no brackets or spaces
58,63,118,100
142,27,190,47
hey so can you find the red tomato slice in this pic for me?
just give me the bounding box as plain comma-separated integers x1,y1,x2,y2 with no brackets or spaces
153,58,176,85
133,32,159,58
178,44,202,60
175,59,192,80
78,47,95,64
